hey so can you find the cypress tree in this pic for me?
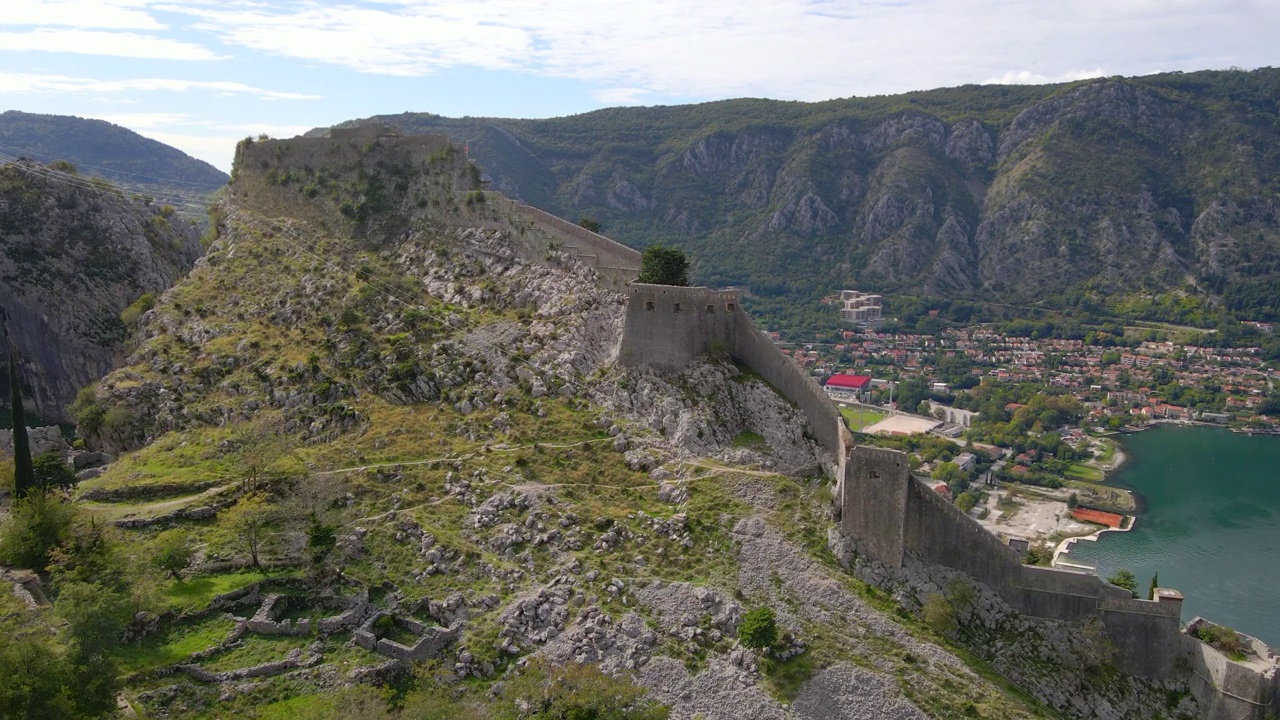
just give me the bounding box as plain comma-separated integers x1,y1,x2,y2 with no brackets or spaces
8,352,35,498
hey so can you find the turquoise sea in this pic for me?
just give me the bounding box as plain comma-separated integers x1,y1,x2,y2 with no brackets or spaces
1065,425,1280,646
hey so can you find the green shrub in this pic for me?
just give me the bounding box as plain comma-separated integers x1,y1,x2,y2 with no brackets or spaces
1193,623,1245,656
737,607,778,649
32,452,75,489
120,292,156,328
0,491,76,572
152,529,194,580
922,593,957,635
494,658,668,720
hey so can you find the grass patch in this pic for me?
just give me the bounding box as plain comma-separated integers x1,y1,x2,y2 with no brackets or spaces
116,616,237,674
1064,464,1103,482
760,651,818,701
162,570,284,613
76,427,240,496
731,430,767,451
202,634,312,672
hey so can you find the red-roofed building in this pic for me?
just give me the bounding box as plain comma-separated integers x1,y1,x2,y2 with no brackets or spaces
826,374,873,390
825,373,873,400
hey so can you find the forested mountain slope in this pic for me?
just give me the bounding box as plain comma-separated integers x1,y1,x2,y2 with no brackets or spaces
0,111,228,196
319,68,1280,327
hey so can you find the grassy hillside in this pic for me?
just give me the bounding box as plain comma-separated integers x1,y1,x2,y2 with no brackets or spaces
0,133,1085,719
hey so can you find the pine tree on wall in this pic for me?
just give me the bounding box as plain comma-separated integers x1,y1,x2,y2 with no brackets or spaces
637,245,690,286
8,352,36,498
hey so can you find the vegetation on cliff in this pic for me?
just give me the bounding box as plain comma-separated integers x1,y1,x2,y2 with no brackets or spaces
0,161,204,420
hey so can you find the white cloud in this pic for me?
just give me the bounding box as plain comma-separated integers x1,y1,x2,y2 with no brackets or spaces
157,0,1280,101
170,2,531,76
93,111,190,128
0,72,320,100
2,0,163,30
0,28,219,60
134,130,239,171
984,69,1109,85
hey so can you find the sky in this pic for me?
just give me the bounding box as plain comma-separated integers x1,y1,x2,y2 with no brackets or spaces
2,0,1278,173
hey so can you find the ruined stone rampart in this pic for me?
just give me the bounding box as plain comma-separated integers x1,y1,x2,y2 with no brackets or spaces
1180,619,1279,719
353,613,462,662
234,134,452,175
483,193,640,291
619,284,846,462
903,462,1023,592
246,593,311,636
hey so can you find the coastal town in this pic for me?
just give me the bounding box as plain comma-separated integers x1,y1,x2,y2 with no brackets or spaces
769,292,1280,567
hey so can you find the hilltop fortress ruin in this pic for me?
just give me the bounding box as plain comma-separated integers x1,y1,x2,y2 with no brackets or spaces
618,283,1278,720
237,129,1275,719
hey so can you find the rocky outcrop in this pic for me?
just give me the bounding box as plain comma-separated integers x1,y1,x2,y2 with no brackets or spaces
0,425,66,459
0,161,202,421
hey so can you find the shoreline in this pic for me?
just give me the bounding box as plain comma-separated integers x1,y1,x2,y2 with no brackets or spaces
1052,514,1137,569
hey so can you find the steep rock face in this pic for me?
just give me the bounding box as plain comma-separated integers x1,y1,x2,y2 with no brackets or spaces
326,68,1280,317
0,161,202,421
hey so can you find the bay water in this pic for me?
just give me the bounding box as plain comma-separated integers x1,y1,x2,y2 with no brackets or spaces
1064,425,1280,646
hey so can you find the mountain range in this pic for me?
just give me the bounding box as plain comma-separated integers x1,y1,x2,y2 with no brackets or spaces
319,68,1280,328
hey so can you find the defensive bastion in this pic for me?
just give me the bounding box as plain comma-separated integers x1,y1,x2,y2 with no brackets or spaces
619,283,1278,720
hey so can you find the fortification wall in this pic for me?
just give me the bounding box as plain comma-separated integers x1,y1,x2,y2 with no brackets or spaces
836,436,1275,713
619,284,846,463
1098,596,1183,680
614,276,1273,715
903,470,1022,592
732,318,846,460
619,285,741,370
1014,565,1107,621
838,446,910,566
483,193,639,291
510,203,641,272
235,134,453,174
1179,633,1277,720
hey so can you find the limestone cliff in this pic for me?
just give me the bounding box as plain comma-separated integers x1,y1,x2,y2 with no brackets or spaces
0,160,202,421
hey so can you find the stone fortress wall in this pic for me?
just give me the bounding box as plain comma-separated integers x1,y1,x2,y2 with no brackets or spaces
235,132,454,176
619,284,850,459
618,282,1278,720
834,407,1277,718
482,194,641,292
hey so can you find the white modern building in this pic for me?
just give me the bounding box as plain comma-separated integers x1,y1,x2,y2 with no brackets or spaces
838,290,883,324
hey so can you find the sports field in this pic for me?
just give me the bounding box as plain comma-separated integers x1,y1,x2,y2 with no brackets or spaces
839,404,888,430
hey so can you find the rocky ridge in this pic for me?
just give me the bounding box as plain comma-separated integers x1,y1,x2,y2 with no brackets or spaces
0,160,203,421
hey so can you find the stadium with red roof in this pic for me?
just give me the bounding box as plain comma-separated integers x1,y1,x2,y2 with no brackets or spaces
825,373,873,390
